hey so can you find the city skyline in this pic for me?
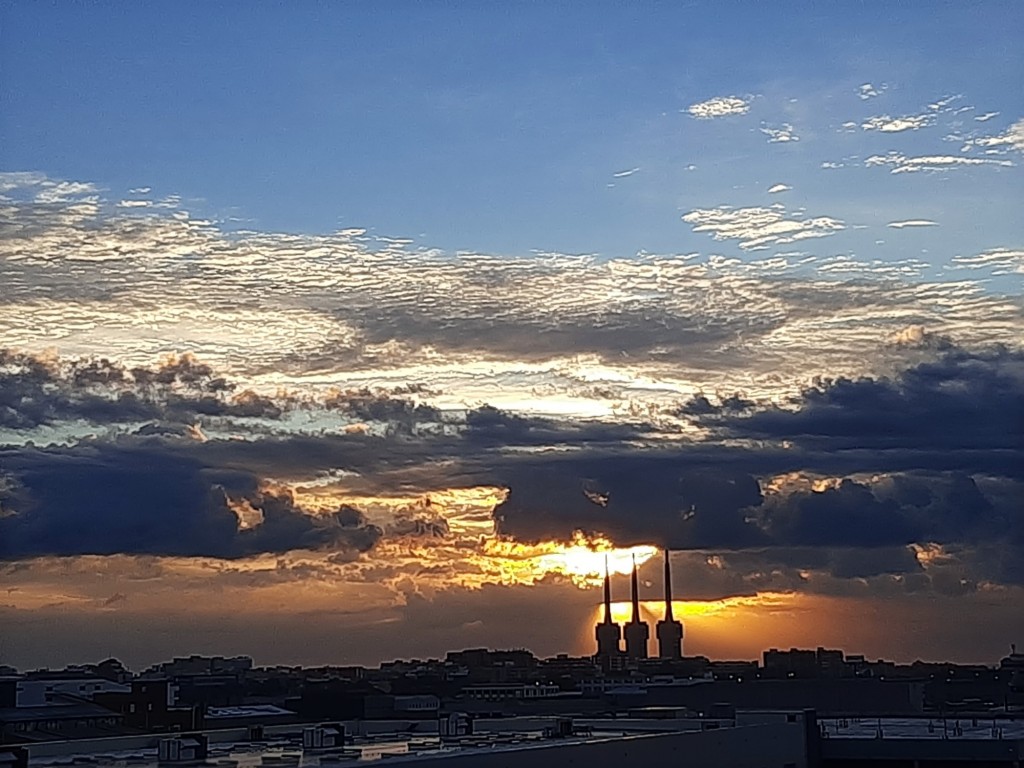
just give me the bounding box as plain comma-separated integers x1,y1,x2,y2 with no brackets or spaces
1,2,1022,671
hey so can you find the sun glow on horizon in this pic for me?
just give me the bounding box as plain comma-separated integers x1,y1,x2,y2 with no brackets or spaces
601,594,798,625
482,531,658,587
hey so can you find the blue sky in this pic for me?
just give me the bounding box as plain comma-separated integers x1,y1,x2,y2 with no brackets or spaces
3,2,1022,265
1,2,1023,669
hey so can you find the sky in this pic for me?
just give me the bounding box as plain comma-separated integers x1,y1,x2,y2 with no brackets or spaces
0,1,1022,671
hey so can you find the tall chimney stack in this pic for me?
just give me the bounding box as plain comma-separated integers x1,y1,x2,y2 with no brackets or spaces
624,554,650,659
603,555,613,624
656,549,684,659
594,555,622,659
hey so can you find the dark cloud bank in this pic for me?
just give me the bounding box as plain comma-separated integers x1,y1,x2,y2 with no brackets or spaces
0,442,382,560
493,346,1023,586
1,345,1021,593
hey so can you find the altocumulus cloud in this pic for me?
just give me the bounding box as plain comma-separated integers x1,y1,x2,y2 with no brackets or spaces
686,96,751,119
1,172,1021,409
682,204,845,250
1,173,1023,621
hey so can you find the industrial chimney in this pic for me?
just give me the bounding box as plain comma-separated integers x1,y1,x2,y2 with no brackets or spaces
656,549,684,659
623,554,650,659
594,555,622,659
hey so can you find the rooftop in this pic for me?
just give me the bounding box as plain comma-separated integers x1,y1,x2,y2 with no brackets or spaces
27,730,638,767
820,717,1024,741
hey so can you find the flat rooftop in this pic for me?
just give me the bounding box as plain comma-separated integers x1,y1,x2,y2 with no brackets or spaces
820,717,1024,741
28,730,635,767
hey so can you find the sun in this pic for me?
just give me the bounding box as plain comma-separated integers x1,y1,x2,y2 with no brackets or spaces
480,531,659,587
531,532,658,586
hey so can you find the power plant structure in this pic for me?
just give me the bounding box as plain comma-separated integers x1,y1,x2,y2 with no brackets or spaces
656,548,684,659
594,549,683,662
623,554,650,658
594,555,623,658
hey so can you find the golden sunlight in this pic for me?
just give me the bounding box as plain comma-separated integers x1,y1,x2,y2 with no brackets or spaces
603,596,792,625
483,531,658,587
579,592,810,658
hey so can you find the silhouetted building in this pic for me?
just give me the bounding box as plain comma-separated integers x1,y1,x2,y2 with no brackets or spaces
0,704,124,743
656,549,684,660
763,647,847,680
0,746,27,768
294,680,393,720
594,556,622,660
93,680,196,732
623,555,649,659
445,649,536,683
14,673,129,707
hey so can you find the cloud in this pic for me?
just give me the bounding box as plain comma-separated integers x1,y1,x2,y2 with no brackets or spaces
960,118,1024,154
887,220,938,228
612,167,640,178
858,83,885,100
0,341,1021,644
813,255,928,279
761,124,799,143
927,95,962,112
861,114,933,133
681,204,844,250
705,346,1024,458
865,152,1014,173
0,443,383,560
975,112,1000,122
951,247,1024,274
1,172,1020,444
0,350,285,430
767,184,791,194
755,472,1015,552
686,96,750,119
493,457,767,549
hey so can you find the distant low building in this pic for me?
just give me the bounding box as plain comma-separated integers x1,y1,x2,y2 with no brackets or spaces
462,684,561,702
763,647,849,680
0,703,124,744
203,704,298,728
93,680,196,732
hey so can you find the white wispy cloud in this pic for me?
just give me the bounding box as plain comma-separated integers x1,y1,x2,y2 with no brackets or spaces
612,167,640,178
1,173,1021,417
117,199,152,208
887,220,938,229
927,95,961,111
816,255,929,278
858,83,885,100
960,118,1024,154
682,204,844,250
861,114,933,133
767,184,791,194
686,96,750,119
974,112,1000,122
865,152,1014,173
951,247,1024,274
32,180,98,204
761,123,799,143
